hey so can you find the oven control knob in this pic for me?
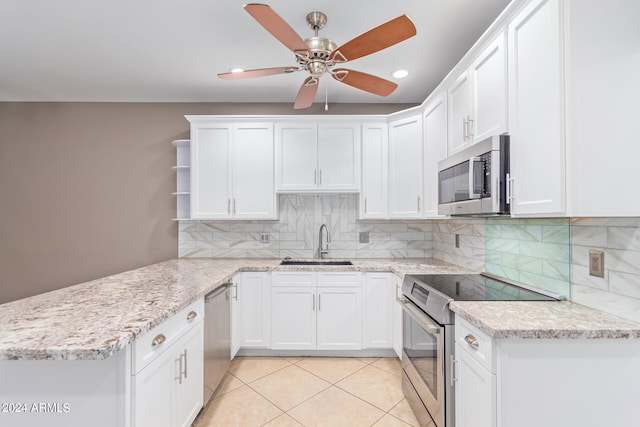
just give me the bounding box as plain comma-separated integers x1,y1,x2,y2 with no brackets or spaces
464,334,479,350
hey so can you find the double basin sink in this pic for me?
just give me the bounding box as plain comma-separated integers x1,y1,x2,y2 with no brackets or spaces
280,259,353,266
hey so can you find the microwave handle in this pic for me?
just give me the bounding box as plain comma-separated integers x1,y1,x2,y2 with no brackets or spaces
468,156,482,199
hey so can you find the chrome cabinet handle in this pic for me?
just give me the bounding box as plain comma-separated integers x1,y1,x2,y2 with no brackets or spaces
463,117,468,141
467,115,474,140
319,169,322,185
312,295,315,311
318,294,321,311
233,283,238,300
151,334,166,348
233,198,236,214
227,198,231,214
187,310,197,321
183,349,188,379
364,198,367,214
464,334,479,350
417,196,421,212
314,169,317,184
450,354,458,386
176,355,183,384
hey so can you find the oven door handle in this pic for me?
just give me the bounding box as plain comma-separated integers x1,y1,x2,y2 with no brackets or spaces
397,297,442,334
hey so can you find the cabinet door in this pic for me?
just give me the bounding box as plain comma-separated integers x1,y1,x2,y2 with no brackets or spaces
448,71,472,154
238,272,270,348
360,123,389,219
276,123,318,191
423,94,448,217
471,32,508,143
174,322,204,427
232,123,275,219
363,273,393,349
132,346,173,427
317,123,360,191
190,125,232,219
316,286,363,350
455,343,497,427
389,115,424,218
508,0,565,216
271,286,316,350
391,275,403,359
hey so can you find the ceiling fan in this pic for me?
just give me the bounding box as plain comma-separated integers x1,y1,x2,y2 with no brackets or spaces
217,3,417,109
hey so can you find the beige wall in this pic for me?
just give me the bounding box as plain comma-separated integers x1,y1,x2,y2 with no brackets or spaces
0,102,415,304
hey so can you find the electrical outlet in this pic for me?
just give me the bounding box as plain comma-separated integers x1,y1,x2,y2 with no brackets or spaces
359,232,370,244
589,250,604,277
455,234,460,248
260,233,270,243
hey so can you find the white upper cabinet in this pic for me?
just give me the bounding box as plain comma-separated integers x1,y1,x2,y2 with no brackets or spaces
565,0,640,216
422,94,448,217
360,123,389,219
276,123,318,191
389,113,424,218
448,71,472,154
471,32,508,142
318,123,360,191
189,120,276,220
190,124,232,219
448,32,508,154
508,0,566,216
276,121,360,192
232,123,276,219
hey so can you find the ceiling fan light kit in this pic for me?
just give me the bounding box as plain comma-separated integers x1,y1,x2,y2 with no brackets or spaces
217,3,417,109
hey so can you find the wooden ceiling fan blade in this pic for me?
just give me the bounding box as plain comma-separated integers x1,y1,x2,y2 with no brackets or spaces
294,77,319,109
330,15,416,62
332,68,398,96
217,66,297,80
244,4,309,54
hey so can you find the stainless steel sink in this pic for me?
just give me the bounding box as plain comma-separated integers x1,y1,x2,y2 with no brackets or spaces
279,260,353,266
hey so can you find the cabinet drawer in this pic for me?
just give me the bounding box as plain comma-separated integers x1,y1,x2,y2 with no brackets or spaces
456,318,495,373
317,271,361,287
133,299,204,374
272,271,316,286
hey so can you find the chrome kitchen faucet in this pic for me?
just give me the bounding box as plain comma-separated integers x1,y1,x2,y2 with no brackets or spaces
318,224,330,259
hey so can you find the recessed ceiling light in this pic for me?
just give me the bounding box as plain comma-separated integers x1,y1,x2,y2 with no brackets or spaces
393,69,409,79
231,68,244,73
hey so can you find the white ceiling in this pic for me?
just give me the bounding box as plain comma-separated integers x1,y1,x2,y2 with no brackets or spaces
0,0,511,105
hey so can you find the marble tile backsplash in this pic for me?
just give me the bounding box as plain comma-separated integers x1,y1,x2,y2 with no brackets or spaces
431,218,485,272
570,218,640,323
179,194,432,259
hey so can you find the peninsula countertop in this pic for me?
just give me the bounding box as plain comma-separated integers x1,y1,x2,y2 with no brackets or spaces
0,258,466,361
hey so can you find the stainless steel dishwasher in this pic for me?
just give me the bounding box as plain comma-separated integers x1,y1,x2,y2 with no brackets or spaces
203,282,232,406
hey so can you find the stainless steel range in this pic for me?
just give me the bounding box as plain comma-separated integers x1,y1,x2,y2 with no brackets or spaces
397,273,561,427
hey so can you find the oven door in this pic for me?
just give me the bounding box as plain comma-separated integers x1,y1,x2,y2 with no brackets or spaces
398,297,446,427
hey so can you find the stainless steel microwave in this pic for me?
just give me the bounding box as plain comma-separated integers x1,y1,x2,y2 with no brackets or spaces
437,135,510,216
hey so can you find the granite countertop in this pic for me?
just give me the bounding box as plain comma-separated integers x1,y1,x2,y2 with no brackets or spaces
450,300,640,340
0,258,467,361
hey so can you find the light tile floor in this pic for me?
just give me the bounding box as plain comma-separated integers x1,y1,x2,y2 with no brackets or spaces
193,356,420,427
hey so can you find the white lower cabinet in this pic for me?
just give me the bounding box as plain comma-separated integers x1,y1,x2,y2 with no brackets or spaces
132,300,204,427
271,271,363,351
455,342,496,427
237,272,270,349
391,274,403,359
454,315,640,427
364,272,394,349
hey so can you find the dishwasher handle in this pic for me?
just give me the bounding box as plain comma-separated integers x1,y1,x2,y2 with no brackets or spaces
205,282,233,302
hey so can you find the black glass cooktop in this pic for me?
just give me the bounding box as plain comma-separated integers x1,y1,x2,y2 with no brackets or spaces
409,274,557,302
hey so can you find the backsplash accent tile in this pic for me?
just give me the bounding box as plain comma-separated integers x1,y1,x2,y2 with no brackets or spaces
570,218,640,323
179,194,432,260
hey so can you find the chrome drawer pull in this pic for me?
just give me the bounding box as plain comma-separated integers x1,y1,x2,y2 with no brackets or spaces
464,334,479,350
151,334,166,348
187,310,197,321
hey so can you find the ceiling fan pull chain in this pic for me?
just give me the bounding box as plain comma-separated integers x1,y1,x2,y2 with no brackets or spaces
325,84,328,111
